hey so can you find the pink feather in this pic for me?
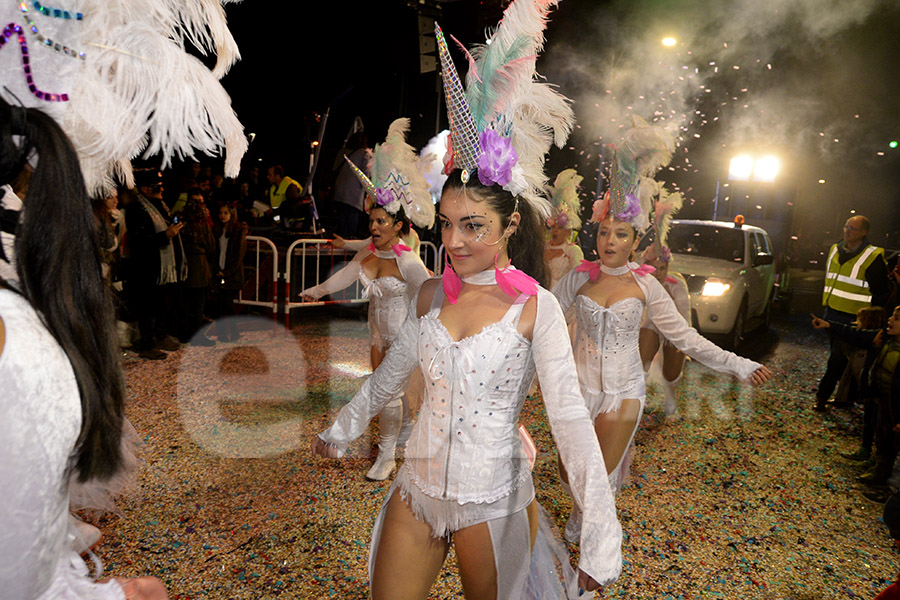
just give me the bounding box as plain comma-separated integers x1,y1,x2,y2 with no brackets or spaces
576,260,601,281
451,34,482,83
442,265,462,304
495,266,538,298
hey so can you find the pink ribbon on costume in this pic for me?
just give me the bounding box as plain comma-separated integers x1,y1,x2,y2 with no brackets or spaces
575,259,657,281
495,264,539,299
576,259,601,281
631,263,657,277
440,262,538,304
367,242,412,257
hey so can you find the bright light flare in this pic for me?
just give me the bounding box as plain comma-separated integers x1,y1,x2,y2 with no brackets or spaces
728,154,780,182
728,155,754,181
753,155,780,182
662,37,677,47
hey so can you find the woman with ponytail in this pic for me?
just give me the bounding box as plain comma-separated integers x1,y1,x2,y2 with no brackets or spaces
0,98,167,598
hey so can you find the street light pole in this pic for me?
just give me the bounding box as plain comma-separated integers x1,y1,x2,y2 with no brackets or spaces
713,179,720,221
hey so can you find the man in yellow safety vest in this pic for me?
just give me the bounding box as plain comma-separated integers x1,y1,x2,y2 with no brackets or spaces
815,215,889,411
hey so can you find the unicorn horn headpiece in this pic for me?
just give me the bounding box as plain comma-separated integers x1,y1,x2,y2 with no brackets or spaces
435,0,574,219
591,116,675,233
343,118,435,229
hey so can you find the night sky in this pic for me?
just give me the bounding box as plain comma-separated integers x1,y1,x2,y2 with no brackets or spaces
220,0,900,249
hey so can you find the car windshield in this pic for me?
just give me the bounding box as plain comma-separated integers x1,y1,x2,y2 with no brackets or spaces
669,224,745,263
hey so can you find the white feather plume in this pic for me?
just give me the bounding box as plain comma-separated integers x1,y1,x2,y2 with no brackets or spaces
369,118,435,229
465,0,573,219
0,0,246,195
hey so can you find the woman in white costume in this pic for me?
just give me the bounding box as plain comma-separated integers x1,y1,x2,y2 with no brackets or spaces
302,119,433,481
638,188,690,417
639,244,691,417
312,3,622,597
545,169,584,289
0,100,166,600
553,119,772,542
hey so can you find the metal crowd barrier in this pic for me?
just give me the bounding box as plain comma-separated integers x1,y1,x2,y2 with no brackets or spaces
229,236,440,328
235,235,279,318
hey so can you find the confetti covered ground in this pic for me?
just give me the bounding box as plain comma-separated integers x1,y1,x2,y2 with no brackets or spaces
88,307,899,599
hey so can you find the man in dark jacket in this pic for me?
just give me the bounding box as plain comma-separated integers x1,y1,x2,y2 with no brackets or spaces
124,169,186,359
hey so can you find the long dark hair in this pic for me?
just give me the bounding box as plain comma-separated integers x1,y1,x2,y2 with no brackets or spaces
372,205,411,237
0,97,124,483
214,202,243,238
442,171,549,288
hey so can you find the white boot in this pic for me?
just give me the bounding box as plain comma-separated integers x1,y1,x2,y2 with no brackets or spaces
663,374,682,417
561,481,582,544
366,401,402,481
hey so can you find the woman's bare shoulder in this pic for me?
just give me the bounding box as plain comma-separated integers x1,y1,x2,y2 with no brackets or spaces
416,277,441,318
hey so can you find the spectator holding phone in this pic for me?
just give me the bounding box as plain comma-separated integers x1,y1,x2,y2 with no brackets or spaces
124,169,186,359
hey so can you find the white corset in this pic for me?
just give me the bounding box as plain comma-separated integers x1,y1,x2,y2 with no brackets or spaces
360,273,409,350
574,295,645,403
403,288,534,504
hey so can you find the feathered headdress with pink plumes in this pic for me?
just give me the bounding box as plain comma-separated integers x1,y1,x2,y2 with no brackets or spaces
590,116,675,234
435,0,574,220
343,118,435,229
547,168,583,230
0,0,247,195
643,186,683,263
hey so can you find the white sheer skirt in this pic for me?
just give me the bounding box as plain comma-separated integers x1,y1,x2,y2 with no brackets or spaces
368,467,587,599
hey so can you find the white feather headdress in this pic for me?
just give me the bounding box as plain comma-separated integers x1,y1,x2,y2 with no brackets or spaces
547,168,582,230
0,0,246,195
436,0,573,219
591,116,675,234
342,118,435,230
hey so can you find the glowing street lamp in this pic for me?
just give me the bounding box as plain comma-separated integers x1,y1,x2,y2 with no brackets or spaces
728,155,755,181
752,155,781,183
727,154,780,183
661,37,677,47
715,153,782,219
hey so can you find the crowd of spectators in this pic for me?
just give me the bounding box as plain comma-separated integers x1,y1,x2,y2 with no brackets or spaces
809,215,900,596
95,161,255,359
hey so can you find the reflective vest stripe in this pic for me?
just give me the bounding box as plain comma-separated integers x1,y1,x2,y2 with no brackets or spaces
834,274,870,287
850,245,878,280
829,288,874,303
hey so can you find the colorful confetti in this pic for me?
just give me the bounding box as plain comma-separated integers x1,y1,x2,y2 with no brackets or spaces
82,310,897,598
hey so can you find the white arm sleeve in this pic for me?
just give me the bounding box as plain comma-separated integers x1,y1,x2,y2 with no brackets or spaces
317,298,421,455
302,246,370,300
532,288,622,585
551,268,590,313
397,250,431,303
641,275,760,380
340,237,371,252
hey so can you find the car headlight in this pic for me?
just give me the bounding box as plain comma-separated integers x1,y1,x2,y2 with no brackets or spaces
701,279,732,296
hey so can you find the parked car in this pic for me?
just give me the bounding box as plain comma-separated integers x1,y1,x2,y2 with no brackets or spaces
667,219,776,349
